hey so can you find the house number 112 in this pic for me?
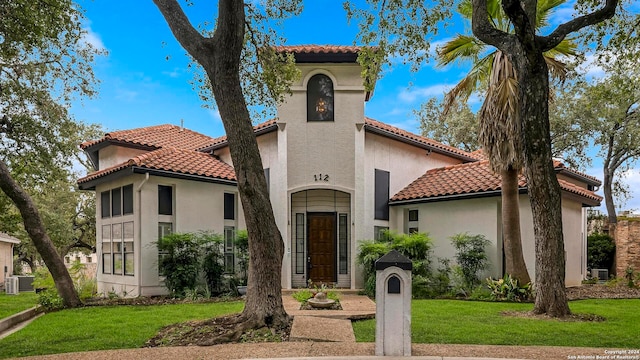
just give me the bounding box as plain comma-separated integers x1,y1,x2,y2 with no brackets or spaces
314,174,329,182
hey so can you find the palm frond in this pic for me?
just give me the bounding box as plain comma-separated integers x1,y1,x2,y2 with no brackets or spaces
536,0,566,28
437,35,484,67
544,38,577,57
477,52,523,172
457,0,473,20
545,56,569,82
442,52,495,115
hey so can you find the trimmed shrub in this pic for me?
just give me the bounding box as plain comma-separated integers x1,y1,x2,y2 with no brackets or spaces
157,233,201,297
450,233,490,289
357,230,433,297
587,233,615,272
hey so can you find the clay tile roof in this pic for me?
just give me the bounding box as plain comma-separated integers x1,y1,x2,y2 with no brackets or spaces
468,149,488,161
364,117,476,161
80,124,214,151
274,45,363,54
78,147,236,185
201,119,278,151
390,160,601,205
553,159,601,185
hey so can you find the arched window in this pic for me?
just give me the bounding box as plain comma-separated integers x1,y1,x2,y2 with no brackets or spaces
307,74,334,121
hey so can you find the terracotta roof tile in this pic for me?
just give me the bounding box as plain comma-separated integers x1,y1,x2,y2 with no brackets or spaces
274,45,363,55
81,124,215,151
78,147,236,185
553,159,601,185
468,149,488,160
390,160,601,204
200,119,278,151
364,117,476,161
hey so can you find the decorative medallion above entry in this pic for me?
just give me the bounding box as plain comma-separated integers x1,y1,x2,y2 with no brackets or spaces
307,74,334,121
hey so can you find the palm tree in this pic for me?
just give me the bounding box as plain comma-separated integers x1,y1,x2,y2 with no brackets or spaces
437,0,576,285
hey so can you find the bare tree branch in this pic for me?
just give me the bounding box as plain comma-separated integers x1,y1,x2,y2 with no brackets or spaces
152,0,211,65
472,0,513,49
539,0,618,51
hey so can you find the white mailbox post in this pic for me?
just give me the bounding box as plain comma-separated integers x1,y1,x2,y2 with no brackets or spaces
375,250,412,356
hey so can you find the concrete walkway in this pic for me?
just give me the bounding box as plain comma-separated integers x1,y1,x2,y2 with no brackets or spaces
283,290,376,343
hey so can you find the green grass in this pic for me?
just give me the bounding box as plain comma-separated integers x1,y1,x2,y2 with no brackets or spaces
0,292,39,319
352,299,640,348
0,301,244,359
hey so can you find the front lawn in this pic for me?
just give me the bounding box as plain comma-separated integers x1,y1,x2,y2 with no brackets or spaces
0,292,39,319
0,301,244,359
352,299,640,348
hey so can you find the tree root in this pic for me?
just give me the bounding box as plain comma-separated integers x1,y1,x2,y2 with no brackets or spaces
146,313,292,347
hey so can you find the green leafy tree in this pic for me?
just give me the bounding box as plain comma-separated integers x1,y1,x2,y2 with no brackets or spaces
417,97,479,152
0,0,103,308
557,63,640,224
152,0,301,340
347,0,619,317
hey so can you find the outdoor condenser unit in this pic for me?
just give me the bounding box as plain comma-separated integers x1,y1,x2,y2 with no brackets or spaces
4,276,19,295
591,268,609,281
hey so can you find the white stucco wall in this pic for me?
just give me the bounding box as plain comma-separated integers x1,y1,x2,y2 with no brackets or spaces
96,173,245,297
98,146,148,170
392,193,588,286
363,133,463,241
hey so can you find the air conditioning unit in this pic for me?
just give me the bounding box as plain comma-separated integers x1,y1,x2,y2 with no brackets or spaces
17,276,35,292
4,277,19,295
591,269,609,281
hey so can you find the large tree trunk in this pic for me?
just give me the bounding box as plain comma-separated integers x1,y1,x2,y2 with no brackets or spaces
512,50,570,317
153,0,289,336
603,167,617,224
501,167,531,284
207,0,288,329
0,160,81,307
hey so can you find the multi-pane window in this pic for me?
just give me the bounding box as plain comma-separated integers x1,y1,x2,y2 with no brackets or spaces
295,213,305,274
101,191,110,218
102,225,112,274
112,223,123,275
408,209,419,233
224,193,235,220
374,169,390,220
112,188,122,217
224,226,235,273
158,185,173,215
101,185,134,218
122,185,134,215
157,222,173,275
123,222,134,275
338,214,348,274
374,226,390,242
100,185,135,276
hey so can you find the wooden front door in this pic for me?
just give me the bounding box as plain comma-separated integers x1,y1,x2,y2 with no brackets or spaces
307,213,336,284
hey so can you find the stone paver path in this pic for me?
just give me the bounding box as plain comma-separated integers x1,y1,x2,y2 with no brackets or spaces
284,290,376,342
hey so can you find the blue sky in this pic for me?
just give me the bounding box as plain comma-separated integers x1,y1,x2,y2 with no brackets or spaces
71,0,639,213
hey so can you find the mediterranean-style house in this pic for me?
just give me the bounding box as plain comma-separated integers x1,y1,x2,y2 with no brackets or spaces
78,46,601,297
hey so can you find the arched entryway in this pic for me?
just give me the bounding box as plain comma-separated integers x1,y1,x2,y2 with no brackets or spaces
290,189,351,288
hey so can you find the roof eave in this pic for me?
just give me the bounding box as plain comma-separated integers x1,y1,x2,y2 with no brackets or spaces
557,168,602,187
78,165,238,191
202,123,279,152
365,125,477,162
390,187,600,207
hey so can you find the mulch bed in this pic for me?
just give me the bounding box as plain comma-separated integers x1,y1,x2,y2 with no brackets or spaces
566,283,640,300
